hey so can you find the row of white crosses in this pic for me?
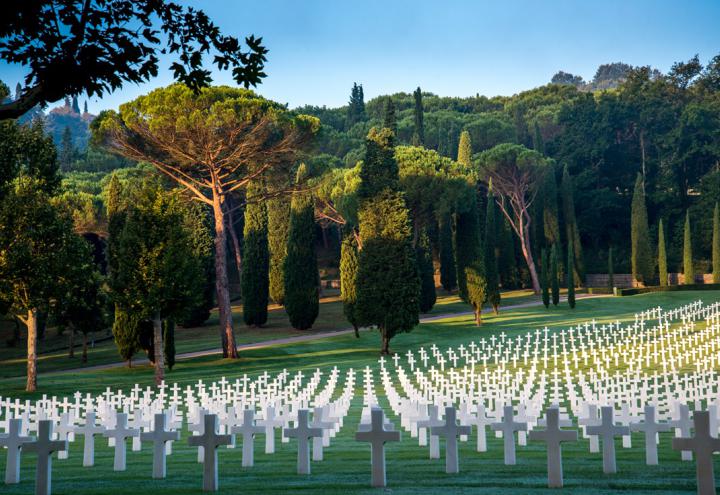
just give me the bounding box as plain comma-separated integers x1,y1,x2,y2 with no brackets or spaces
3,299,720,493
376,299,720,492
0,367,357,493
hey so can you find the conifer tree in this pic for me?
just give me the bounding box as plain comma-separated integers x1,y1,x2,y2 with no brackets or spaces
438,212,457,292
417,230,437,313
383,96,397,135
284,164,319,330
454,196,482,303
484,186,501,313
347,82,366,127
713,203,720,284
533,121,545,154
658,219,668,287
267,196,290,305
83,100,88,114
355,127,419,354
457,130,472,167
466,257,486,326
541,247,550,308
542,167,560,247
551,244,560,306
561,166,584,282
71,95,80,114
608,247,614,289
683,210,694,285
241,180,269,326
340,234,360,337
631,173,654,285
113,306,140,366
411,87,424,146
567,240,576,309
163,319,175,370
59,126,74,171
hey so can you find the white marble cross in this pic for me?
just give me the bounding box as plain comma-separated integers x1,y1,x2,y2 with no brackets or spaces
670,403,694,461
472,403,493,452
141,412,180,478
529,407,578,488
586,406,629,474
416,404,443,459
257,406,284,454
188,414,232,491
630,405,670,465
23,420,66,495
54,413,74,460
491,405,527,465
73,412,105,467
0,418,34,484
431,407,471,474
355,407,401,487
103,412,139,471
284,409,323,474
672,410,720,495
231,409,265,467
310,407,334,461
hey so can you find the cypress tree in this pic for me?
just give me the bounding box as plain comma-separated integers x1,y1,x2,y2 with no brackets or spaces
163,319,175,370
498,217,519,289
347,83,365,127
457,130,472,167
267,196,290,305
608,247,614,289
438,212,457,292
567,241,575,308
466,257,486,326
541,247,549,308
417,230,437,313
383,96,397,135
411,87,424,146
561,166,584,282
533,121,545,154
631,173,654,285
71,96,80,114
355,127,420,354
241,181,269,326
550,244,560,306
484,185,501,313
542,167,560,248
283,164,319,330
340,234,360,337
658,219,668,287
454,196,482,303
713,203,720,284
60,126,74,171
83,100,88,114
112,306,140,366
683,210,694,285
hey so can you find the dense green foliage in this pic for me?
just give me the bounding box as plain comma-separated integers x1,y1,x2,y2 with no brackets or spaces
284,165,319,330
631,174,654,285
339,235,360,336
541,248,549,308
683,210,694,284
561,166,584,281
551,244,560,306
658,220,668,287
412,87,425,146
713,203,720,283
567,240,576,308
416,230,437,313
608,247,614,289
268,196,290,305
439,213,457,292
163,319,176,371
484,187,501,312
457,130,472,166
242,181,270,327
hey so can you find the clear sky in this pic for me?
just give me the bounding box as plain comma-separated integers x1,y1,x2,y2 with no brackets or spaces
1,0,719,113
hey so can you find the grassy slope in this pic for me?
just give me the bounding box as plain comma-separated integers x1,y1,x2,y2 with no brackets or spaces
0,290,538,379
1,291,718,494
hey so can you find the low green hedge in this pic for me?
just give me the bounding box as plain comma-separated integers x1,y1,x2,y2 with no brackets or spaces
616,283,720,296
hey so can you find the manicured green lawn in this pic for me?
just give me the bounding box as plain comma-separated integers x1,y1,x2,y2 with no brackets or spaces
1,290,718,494
0,289,537,379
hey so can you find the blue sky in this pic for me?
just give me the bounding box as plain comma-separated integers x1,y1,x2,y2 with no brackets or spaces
1,0,719,113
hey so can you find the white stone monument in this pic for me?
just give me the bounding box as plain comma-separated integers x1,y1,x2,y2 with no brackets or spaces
188,414,232,491
284,409,323,475
528,406,578,488
586,406,629,474
355,407,401,487
140,412,180,478
0,418,34,484
431,406,471,474
24,420,67,495
672,411,720,495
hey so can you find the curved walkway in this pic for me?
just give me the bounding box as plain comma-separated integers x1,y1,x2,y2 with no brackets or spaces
42,293,606,375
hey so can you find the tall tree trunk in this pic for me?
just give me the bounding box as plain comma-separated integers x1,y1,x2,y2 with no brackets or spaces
519,212,541,294
68,327,75,358
381,327,390,355
152,310,165,386
26,308,38,392
82,332,88,364
212,186,238,358
474,306,482,326
226,201,243,288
